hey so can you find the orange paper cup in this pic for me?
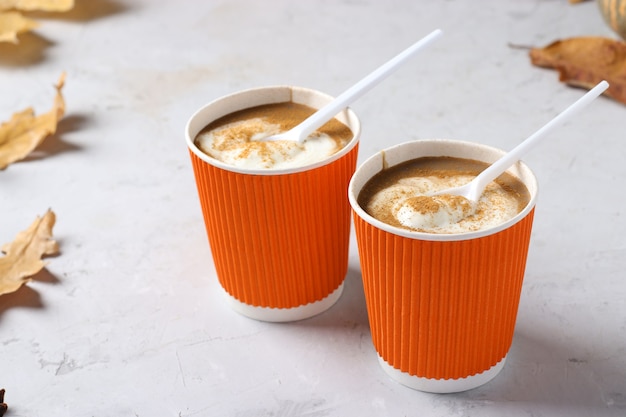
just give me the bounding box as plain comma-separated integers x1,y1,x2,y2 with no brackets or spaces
186,86,360,322
348,139,538,392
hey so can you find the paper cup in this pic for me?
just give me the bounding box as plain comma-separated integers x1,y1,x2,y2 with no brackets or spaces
186,86,360,322
348,139,538,393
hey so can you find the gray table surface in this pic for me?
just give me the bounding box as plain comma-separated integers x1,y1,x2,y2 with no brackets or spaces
1,1,624,416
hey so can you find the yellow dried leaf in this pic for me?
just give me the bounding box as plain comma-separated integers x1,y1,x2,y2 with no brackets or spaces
0,0,74,12
0,73,66,170
0,209,59,296
0,10,38,43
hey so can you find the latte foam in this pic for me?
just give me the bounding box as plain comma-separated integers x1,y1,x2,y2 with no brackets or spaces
194,102,352,170
358,157,530,234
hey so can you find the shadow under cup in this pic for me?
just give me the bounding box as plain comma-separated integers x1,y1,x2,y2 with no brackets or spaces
348,139,538,393
186,86,361,322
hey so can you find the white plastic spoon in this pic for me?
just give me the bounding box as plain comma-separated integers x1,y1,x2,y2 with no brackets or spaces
263,28,443,143
435,80,609,204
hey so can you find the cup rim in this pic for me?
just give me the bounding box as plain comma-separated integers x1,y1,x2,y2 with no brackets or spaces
348,139,539,242
185,85,361,176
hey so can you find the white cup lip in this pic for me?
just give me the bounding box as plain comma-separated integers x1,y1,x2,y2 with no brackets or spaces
185,85,361,176
348,139,539,242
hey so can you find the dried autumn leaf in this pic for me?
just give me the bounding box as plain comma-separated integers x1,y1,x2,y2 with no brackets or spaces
0,389,5,417
0,10,37,43
0,0,74,12
530,36,626,104
0,73,66,170
0,209,59,296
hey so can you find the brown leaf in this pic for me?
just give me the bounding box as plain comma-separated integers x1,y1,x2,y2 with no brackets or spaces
0,209,59,296
0,73,66,169
0,10,37,43
529,37,626,104
0,388,6,416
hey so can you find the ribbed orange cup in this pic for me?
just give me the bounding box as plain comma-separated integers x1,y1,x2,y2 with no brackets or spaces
186,86,360,322
348,139,538,392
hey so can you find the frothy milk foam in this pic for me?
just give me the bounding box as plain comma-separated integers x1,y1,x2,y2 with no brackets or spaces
359,157,529,234
194,102,352,170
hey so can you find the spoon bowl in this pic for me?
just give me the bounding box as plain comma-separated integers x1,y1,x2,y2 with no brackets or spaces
263,29,443,143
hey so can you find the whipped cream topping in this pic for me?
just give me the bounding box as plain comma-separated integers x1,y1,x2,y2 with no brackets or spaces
395,194,475,230
365,175,522,234
195,117,347,170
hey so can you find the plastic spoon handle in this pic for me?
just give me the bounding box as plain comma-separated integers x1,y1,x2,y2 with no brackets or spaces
291,29,443,142
468,80,609,200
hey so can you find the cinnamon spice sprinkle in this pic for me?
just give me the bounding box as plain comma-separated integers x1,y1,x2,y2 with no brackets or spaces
404,196,441,215
358,156,531,233
195,101,352,167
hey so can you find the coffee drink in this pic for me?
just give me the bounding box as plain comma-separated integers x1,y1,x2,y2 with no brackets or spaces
349,140,538,392
194,102,353,170
187,85,361,321
358,156,530,234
